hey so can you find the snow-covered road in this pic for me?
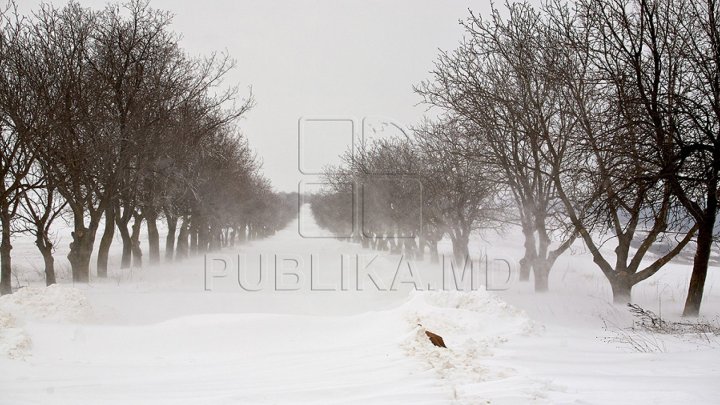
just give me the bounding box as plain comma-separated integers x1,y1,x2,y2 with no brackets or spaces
0,207,533,404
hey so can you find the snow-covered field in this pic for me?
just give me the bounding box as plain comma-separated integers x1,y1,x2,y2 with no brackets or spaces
1,205,719,404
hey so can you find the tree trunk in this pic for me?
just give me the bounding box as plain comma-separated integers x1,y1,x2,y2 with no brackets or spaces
38,237,56,286
429,239,439,263
197,216,209,253
190,216,198,254
117,221,132,269
229,227,236,247
361,235,370,249
207,223,219,251
115,206,133,269
176,216,189,260
165,214,177,261
238,223,247,242
519,224,536,282
0,211,12,295
376,236,386,251
390,234,400,254
411,237,419,258
519,258,532,283
97,205,114,278
67,227,94,283
146,208,160,265
683,214,716,316
609,272,633,305
532,259,550,293
130,213,143,268
451,233,469,264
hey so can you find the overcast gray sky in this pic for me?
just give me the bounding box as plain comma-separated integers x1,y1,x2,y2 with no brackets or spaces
19,0,494,192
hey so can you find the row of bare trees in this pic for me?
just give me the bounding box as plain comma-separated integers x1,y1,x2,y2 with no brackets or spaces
313,122,502,266
0,1,295,294
313,0,719,316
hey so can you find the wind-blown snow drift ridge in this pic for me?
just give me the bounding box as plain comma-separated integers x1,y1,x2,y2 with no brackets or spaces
400,290,539,401
0,284,94,323
0,285,92,359
0,310,31,359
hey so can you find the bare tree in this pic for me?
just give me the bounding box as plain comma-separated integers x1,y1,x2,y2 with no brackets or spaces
318,120,500,265
576,0,719,313
18,163,68,286
18,3,111,282
416,4,576,291
413,118,502,264
670,0,720,316
0,123,33,294
88,0,180,270
530,0,696,303
0,6,40,293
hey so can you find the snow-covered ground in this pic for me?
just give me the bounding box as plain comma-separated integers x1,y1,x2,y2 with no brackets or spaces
1,205,719,404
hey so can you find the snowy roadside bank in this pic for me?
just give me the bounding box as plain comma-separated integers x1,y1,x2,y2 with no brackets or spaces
0,280,537,404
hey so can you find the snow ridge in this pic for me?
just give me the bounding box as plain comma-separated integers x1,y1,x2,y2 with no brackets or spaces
400,290,538,402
